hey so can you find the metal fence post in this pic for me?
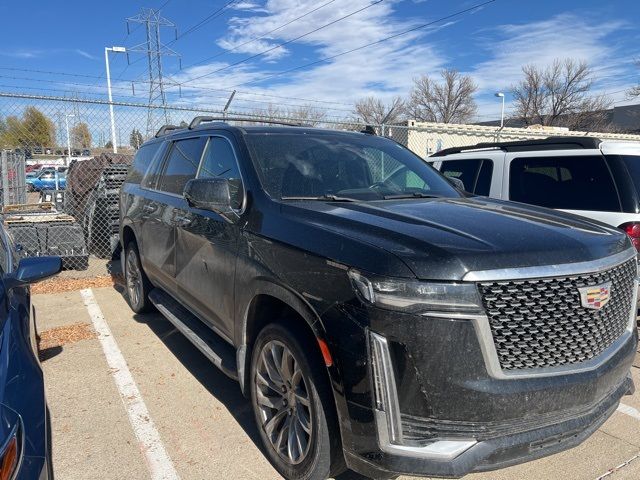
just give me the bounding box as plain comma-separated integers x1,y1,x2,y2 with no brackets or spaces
1,150,8,208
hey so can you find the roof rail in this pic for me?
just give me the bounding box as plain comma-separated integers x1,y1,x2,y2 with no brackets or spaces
430,136,602,157
189,115,308,129
154,125,182,137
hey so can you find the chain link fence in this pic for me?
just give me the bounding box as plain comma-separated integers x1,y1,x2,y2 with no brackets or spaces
1,91,640,280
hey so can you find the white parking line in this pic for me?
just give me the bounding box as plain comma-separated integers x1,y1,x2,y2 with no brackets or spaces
80,289,180,480
617,403,640,421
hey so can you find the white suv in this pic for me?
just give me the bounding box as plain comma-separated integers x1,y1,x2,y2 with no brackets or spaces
428,137,640,249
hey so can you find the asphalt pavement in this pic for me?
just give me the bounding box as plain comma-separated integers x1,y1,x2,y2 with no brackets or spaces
34,287,640,480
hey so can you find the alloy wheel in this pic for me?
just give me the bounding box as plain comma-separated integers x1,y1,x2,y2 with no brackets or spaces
255,340,313,465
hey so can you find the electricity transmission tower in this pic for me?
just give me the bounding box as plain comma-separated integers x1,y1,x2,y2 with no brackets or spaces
126,8,180,136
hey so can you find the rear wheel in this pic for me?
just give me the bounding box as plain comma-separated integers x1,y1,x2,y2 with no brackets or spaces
251,323,342,480
124,242,153,313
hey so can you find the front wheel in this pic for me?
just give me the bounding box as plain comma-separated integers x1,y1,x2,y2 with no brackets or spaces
124,242,153,313
251,324,342,480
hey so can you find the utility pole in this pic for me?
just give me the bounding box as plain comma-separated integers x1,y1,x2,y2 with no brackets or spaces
127,8,180,137
65,114,75,167
105,46,127,153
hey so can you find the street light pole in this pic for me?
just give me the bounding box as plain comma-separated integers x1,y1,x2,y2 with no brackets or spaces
65,114,75,167
495,92,505,128
105,46,126,154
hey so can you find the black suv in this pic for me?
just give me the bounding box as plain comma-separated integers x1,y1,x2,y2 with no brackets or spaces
120,117,638,480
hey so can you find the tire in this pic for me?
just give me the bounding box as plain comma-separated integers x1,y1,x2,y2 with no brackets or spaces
250,323,342,480
85,197,111,258
124,241,153,313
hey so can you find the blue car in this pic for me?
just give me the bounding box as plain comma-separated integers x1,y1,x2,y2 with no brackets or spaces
26,171,66,192
0,227,61,479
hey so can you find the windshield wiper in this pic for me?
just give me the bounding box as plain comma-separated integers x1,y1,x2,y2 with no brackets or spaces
382,192,443,200
281,194,359,202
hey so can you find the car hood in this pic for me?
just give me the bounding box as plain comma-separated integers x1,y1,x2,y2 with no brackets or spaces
280,196,631,281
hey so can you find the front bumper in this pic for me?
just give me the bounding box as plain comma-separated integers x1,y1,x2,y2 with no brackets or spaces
323,303,638,479
344,373,633,478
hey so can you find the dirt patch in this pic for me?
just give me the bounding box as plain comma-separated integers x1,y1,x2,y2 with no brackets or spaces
39,322,96,350
32,274,123,294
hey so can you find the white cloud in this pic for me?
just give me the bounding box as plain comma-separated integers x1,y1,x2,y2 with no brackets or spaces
0,49,41,58
170,0,449,117
75,49,97,60
468,13,632,120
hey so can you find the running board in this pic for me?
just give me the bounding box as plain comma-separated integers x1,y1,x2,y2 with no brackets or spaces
148,288,238,381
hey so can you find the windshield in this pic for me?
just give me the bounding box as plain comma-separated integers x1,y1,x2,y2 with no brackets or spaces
244,132,460,201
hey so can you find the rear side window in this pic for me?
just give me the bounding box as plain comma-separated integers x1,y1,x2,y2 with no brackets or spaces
158,137,206,195
509,155,621,212
127,142,161,184
440,159,494,196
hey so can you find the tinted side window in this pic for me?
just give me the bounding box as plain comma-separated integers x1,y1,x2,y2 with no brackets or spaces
475,160,493,196
440,159,493,195
158,137,206,195
198,137,243,209
127,142,161,184
509,155,621,212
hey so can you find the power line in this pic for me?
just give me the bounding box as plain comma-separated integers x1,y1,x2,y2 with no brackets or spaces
0,66,354,107
0,73,354,114
179,0,337,71
224,0,498,89
176,0,385,86
125,0,238,72
169,0,238,45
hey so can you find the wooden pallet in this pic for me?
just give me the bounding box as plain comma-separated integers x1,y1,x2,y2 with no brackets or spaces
2,202,76,225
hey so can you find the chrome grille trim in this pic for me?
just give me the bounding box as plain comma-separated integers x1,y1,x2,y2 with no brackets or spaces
478,258,637,371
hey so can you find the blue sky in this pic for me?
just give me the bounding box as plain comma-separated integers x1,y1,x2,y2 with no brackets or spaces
0,0,639,121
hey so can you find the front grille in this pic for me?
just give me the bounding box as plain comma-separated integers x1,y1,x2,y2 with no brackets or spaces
478,258,636,371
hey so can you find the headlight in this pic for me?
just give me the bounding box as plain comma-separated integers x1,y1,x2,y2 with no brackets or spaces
348,269,482,314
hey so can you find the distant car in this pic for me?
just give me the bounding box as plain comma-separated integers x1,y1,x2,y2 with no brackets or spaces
428,137,640,248
26,171,66,192
55,150,63,156
72,150,81,156
25,164,43,174
81,149,91,156
45,148,52,155
0,226,61,479
33,147,43,155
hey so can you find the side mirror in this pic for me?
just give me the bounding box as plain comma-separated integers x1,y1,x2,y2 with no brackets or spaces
184,178,237,215
446,176,466,191
5,256,62,290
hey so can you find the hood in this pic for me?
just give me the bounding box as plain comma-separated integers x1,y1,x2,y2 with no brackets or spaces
280,196,631,281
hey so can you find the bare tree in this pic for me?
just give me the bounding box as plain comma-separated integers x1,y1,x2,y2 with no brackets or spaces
408,69,477,124
354,96,406,125
512,59,612,130
249,104,327,126
627,59,640,99
284,105,326,126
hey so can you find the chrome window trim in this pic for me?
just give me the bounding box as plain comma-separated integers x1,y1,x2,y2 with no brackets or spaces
462,248,637,282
